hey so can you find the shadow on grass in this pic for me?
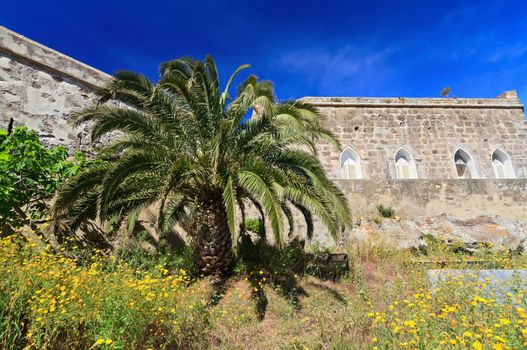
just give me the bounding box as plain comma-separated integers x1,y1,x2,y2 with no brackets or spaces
237,234,308,319
305,281,347,305
237,234,348,319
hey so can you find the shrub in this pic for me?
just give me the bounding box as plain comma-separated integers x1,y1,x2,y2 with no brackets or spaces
305,249,349,281
117,234,197,279
237,237,348,284
242,218,264,235
0,126,88,233
376,204,395,218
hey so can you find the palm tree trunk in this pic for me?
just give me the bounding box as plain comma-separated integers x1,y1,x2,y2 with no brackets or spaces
192,194,233,285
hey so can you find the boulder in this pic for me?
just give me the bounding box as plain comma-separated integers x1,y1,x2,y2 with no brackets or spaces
427,269,527,299
344,214,526,252
419,214,526,252
346,218,426,250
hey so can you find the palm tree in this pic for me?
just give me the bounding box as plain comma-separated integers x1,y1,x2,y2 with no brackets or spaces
51,56,351,283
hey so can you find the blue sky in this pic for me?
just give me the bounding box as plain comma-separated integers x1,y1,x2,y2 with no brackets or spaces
2,0,527,102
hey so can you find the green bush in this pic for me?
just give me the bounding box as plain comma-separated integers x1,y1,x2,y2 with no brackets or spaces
116,233,197,279
236,236,347,281
0,126,88,232
376,204,395,218
305,249,349,281
242,218,264,235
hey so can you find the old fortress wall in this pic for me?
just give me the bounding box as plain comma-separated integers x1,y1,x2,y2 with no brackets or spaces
1,26,526,245
305,95,527,180
0,26,111,150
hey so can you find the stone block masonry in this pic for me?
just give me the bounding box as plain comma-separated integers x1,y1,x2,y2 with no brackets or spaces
303,95,527,179
337,178,527,221
0,25,111,150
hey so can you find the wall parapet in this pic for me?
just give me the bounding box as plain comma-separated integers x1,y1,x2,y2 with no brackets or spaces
301,94,524,110
0,26,111,89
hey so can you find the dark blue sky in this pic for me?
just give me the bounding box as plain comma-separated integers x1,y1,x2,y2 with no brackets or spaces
2,0,527,102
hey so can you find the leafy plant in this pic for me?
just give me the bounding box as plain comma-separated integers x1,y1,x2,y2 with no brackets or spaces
376,204,395,218
52,56,352,283
305,250,349,281
0,127,88,233
116,231,197,278
242,218,264,235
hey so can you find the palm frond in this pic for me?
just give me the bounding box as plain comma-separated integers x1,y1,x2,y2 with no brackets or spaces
221,63,250,108
238,170,285,246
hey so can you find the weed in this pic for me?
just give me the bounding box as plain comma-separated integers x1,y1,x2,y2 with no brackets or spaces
376,204,395,218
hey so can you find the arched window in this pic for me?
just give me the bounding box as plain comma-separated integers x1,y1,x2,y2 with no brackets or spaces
492,148,515,179
340,148,363,179
394,147,418,179
453,148,477,179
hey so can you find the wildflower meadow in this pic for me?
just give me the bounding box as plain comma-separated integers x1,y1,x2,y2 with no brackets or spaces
2,231,527,349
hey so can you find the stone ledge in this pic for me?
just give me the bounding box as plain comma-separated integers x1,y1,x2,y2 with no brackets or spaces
0,26,112,89
333,179,527,184
331,178,527,224
332,179,527,192
301,95,524,110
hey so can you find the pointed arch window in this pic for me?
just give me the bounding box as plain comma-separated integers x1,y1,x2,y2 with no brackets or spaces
492,148,515,179
394,148,418,179
453,149,477,179
340,148,363,179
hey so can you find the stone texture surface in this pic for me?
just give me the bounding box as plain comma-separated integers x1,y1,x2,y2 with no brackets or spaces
346,219,426,250
303,95,527,179
427,270,527,296
306,179,527,247
344,214,526,252
0,26,111,151
420,214,526,251
0,26,110,88
336,179,527,224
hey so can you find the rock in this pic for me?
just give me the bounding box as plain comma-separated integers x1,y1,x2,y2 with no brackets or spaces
346,218,426,250
427,269,527,301
344,214,526,252
419,214,526,252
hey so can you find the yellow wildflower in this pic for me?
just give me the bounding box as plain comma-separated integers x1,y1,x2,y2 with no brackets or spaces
494,335,506,343
493,343,505,350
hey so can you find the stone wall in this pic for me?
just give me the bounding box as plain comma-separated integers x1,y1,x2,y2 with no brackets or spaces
303,96,527,179
0,26,111,150
307,179,527,246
